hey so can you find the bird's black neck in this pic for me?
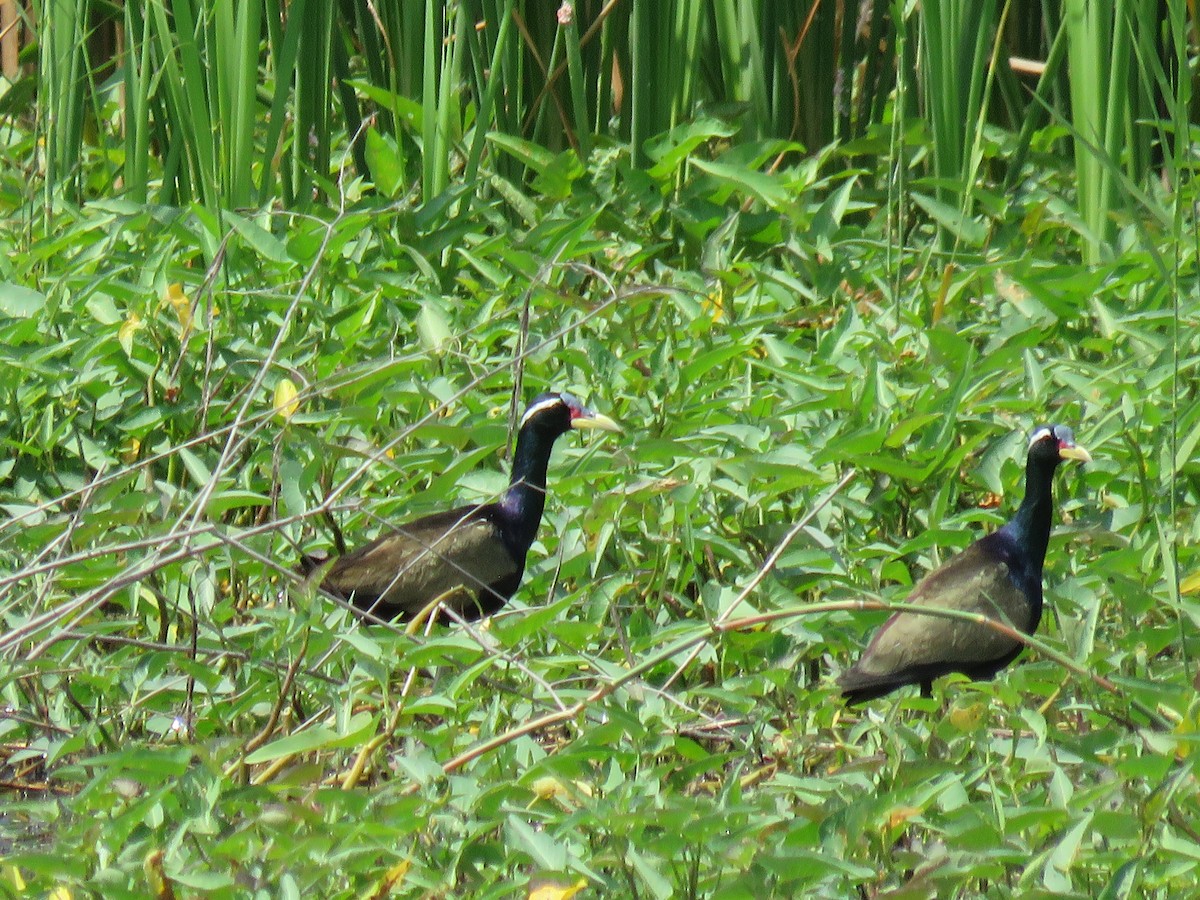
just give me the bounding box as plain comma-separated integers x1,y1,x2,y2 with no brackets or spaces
498,424,558,554
1001,454,1060,575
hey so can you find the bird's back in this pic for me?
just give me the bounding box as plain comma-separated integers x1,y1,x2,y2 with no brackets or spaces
838,539,1039,702
317,504,523,620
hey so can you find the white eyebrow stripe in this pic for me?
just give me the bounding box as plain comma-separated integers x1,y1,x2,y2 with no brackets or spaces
1028,425,1053,447
520,396,563,426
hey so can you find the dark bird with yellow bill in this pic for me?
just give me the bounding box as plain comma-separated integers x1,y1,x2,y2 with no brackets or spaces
302,392,620,623
838,424,1091,703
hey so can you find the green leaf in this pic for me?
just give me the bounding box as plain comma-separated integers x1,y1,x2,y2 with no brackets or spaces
690,158,789,209
178,447,214,488
0,283,46,319
626,846,673,900
365,127,404,198
645,117,738,179
417,302,451,350
911,191,989,246
225,210,291,264
243,711,376,764
505,816,567,870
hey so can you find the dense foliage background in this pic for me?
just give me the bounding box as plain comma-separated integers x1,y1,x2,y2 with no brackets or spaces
2,1,1199,896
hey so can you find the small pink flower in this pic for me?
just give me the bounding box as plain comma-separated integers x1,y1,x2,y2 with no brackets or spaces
557,2,573,25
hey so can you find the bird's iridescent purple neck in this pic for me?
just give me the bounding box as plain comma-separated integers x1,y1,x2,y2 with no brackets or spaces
998,438,1065,577
497,415,562,555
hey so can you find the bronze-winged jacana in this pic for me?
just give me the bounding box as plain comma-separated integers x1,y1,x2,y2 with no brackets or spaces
838,424,1091,703
303,392,620,622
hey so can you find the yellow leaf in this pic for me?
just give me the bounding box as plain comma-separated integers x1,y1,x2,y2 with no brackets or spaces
163,283,191,331
1181,571,1200,595
700,289,724,322
932,263,956,324
1171,714,1198,759
49,888,73,900
366,859,411,897
118,312,144,356
949,702,985,731
886,806,922,829
143,849,175,899
5,866,26,890
273,378,301,421
528,877,587,900
120,437,142,464
531,776,569,801
530,776,592,804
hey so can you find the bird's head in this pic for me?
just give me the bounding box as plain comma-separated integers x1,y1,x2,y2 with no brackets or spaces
520,392,621,437
1028,424,1092,466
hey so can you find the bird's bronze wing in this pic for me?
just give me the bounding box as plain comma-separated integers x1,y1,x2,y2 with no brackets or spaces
321,505,520,617
849,542,1034,682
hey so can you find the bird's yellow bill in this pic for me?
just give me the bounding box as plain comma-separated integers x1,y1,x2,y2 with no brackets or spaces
572,411,621,433
1059,444,1092,463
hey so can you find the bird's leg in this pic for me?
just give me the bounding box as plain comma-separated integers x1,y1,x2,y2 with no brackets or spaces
404,585,471,636
320,507,347,556
920,681,933,699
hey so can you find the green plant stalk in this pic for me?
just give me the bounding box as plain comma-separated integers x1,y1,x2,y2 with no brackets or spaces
1003,19,1069,194
712,0,767,140
296,1,335,206
672,0,702,134
151,0,218,209
594,5,615,134
1064,0,1111,261
1166,0,1193,679
41,0,87,207
529,21,564,152
562,7,592,161
1099,0,1132,236
887,0,910,319
123,2,153,202
464,4,516,187
229,0,263,206
918,0,996,253
421,0,442,202
628,0,648,165
259,0,306,204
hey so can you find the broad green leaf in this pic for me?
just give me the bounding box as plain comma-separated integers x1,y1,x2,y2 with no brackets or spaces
690,158,789,209
243,711,375,764
225,210,290,264
911,191,989,246
0,283,46,319
365,127,404,198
